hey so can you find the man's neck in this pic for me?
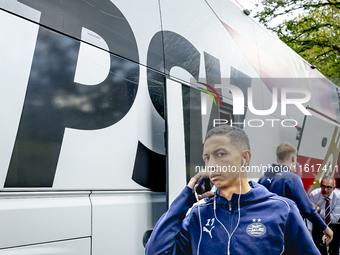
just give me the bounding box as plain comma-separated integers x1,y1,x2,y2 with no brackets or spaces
219,178,252,200
278,161,293,169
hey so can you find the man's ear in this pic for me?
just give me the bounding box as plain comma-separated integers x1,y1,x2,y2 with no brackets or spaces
242,150,251,165
291,154,296,163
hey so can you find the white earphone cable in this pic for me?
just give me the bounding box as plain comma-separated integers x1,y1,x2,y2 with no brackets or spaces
196,160,245,255
195,191,202,255
214,161,243,255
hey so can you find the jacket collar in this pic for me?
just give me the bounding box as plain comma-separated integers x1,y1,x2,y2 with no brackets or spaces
206,181,275,206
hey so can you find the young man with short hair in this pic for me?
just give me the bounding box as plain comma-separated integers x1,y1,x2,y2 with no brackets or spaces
258,142,333,243
145,126,321,255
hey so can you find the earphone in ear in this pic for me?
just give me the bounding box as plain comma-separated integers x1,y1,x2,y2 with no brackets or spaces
242,159,246,166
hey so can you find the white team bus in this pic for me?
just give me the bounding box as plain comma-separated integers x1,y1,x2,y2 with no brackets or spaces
0,0,339,254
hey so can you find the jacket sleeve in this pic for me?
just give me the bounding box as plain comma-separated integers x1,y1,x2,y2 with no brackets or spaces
145,186,196,255
287,178,327,230
329,192,340,223
284,203,321,255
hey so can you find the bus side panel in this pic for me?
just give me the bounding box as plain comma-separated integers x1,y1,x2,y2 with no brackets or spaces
158,0,260,87
0,10,165,191
0,238,90,255
0,192,91,249
298,113,340,192
0,9,39,189
90,191,166,255
0,0,163,68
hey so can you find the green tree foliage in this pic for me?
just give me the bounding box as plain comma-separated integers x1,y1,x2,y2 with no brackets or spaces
254,0,340,83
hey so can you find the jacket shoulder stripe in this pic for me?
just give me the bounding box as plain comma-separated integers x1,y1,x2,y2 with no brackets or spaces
186,200,214,216
269,197,291,210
